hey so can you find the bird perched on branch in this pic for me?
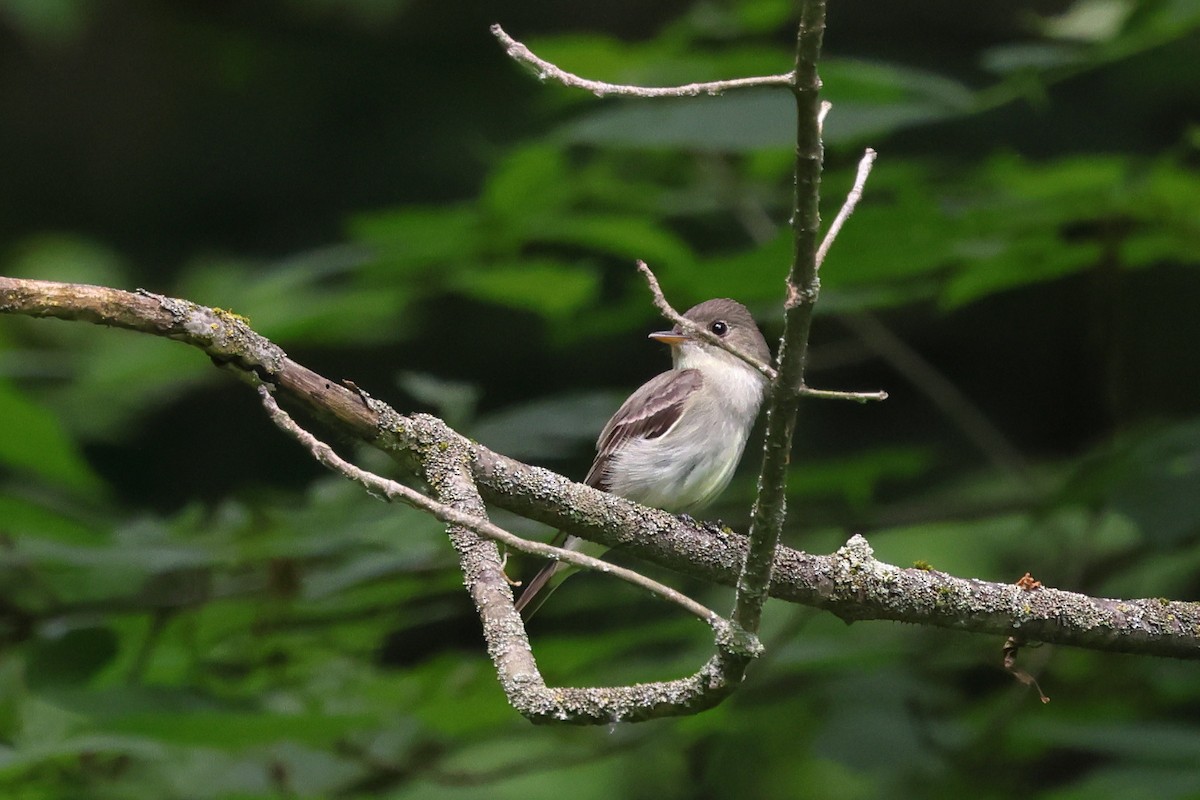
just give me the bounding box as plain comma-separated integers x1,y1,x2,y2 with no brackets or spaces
515,298,771,615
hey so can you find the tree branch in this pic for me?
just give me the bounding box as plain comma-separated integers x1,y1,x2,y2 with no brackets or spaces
0,276,770,723
796,385,888,403
4,276,1198,663
2,9,1189,734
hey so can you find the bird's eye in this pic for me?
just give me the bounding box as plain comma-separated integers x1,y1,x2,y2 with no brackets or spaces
710,320,729,336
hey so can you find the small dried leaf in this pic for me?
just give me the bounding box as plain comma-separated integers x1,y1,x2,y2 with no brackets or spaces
1015,572,1042,591
1003,636,1050,703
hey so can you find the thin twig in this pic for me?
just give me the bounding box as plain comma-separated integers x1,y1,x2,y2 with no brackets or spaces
636,260,778,380
492,24,794,98
256,385,723,628
734,0,829,636
798,384,888,403
816,148,877,269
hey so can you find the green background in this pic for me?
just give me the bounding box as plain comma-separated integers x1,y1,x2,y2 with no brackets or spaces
1,0,1199,797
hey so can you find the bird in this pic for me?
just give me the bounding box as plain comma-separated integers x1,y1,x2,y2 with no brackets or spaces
514,298,771,615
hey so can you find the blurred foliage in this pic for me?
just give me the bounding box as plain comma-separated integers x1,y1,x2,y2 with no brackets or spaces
1,0,1199,797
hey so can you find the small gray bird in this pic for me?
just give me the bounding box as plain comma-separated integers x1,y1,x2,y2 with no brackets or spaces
515,298,771,615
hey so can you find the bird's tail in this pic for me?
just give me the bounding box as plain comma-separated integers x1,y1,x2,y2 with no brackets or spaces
513,558,569,617
514,533,600,618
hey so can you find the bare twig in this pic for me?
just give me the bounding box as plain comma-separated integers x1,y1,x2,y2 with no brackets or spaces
636,260,778,380
491,24,793,98
257,385,724,628
816,148,877,269
797,384,888,403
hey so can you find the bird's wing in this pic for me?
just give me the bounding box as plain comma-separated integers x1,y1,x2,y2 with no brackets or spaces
584,368,703,491
516,370,702,618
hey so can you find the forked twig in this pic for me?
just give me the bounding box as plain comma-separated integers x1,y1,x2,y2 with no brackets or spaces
257,386,724,627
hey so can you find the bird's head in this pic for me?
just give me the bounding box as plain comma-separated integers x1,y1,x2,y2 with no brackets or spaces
648,298,771,376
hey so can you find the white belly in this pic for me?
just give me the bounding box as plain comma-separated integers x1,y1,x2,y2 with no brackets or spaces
606,363,762,512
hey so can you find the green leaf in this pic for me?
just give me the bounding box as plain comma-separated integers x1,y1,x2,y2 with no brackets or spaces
451,260,599,320
981,42,1089,74
0,381,101,493
395,371,481,429
0,657,23,743
560,60,974,152
683,231,794,301
543,214,695,268
103,711,373,748
868,514,1033,579
481,144,573,222
472,391,621,460
25,626,119,688
0,733,166,779
1063,419,1200,547
787,447,937,508
6,234,125,287
1036,0,1135,42
349,204,483,269
0,496,97,543
562,91,793,153
940,228,1099,308
177,246,408,346
41,332,212,441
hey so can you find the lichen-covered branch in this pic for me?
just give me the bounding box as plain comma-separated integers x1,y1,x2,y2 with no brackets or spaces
259,342,759,724
0,276,763,724
3,275,1197,663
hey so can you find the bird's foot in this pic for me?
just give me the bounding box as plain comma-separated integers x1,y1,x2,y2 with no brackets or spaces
498,551,522,587
676,513,731,535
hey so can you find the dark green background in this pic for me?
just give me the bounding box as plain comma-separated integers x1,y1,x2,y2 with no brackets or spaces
1,1,1199,797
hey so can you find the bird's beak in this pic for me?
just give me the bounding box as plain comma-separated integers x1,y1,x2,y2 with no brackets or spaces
648,330,687,345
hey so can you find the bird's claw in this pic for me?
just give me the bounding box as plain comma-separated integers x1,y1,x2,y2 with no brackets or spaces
675,513,730,535
498,551,522,587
